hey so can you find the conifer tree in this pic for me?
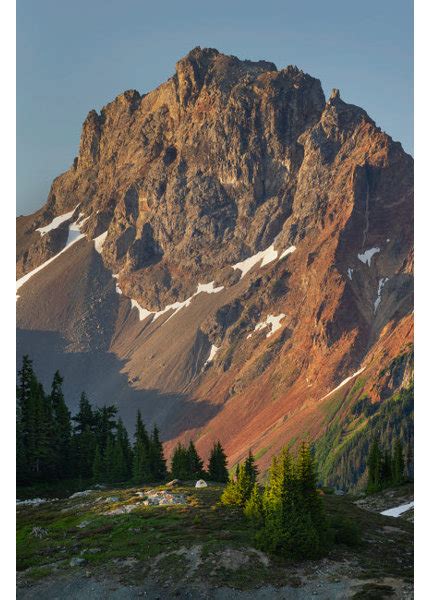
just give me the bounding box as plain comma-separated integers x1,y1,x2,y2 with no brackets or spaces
296,441,326,544
244,482,264,526
186,440,204,479
94,405,118,455
392,440,405,485
149,425,167,481
116,417,132,478
73,392,95,434
105,435,116,481
208,441,229,482
256,444,326,559
244,450,258,485
72,393,97,479
92,444,104,481
111,437,128,482
367,439,383,492
171,443,190,479
50,371,72,477
221,459,256,507
132,411,152,483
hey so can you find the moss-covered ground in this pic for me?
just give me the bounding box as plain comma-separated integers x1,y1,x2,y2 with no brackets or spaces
16,482,413,596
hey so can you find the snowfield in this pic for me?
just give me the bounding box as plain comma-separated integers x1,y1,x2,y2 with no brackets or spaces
35,206,78,236
357,247,380,266
380,501,414,518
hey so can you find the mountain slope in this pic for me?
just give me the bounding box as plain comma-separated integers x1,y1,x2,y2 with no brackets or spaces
16,48,413,486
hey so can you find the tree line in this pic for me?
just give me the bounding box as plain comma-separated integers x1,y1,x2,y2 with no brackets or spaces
16,356,229,486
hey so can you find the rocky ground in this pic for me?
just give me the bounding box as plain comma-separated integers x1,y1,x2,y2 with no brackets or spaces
16,483,413,599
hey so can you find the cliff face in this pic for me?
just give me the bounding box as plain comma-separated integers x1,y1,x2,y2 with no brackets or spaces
16,48,413,485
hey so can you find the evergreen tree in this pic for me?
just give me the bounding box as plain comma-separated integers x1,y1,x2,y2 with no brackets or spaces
405,437,414,480
92,444,104,481
149,426,167,481
50,371,72,477
111,437,128,482
94,405,118,455
208,441,229,482
186,440,204,479
73,392,95,435
116,417,132,478
244,482,264,526
221,457,256,507
105,435,116,481
132,411,152,484
72,393,97,479
171,443,189,479
255,444,326,559
381,451,392,486
367,439,383,492
296,441,327,545
244,450,258,485
17,356,37,481
392,440,405,485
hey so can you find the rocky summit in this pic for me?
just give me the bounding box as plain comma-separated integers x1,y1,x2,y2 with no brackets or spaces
16,47,413,488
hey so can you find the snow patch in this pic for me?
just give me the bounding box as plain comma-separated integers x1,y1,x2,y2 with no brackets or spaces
232,243,296,279
93,231,108,254
16,218,86,298
357,247,380,266
374,277,389,312
35,206,78,236
320,368,366,401
112,274,123,295
279,245,297,260
347,268,353,280
248,313,286,339
204,344,220,367
381,501,414,518
130,299,153,321
126,280,225,324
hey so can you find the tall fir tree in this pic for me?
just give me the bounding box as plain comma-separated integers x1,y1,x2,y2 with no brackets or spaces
171,443,189,479
50,371,72,478
208,441,229,482
92,444,104,481
72,392,97,479
132,411,152,483
367,439,383,492
149,426,167,481
392,440,405,485
186,440,204,479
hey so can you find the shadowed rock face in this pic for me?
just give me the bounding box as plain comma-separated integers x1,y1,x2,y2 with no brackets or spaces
16,48,413,480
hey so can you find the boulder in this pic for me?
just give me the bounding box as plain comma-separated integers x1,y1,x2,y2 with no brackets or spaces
166,479,181,487
195,479,208,488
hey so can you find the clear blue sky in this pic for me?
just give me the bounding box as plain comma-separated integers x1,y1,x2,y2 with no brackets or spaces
17,0,413,215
